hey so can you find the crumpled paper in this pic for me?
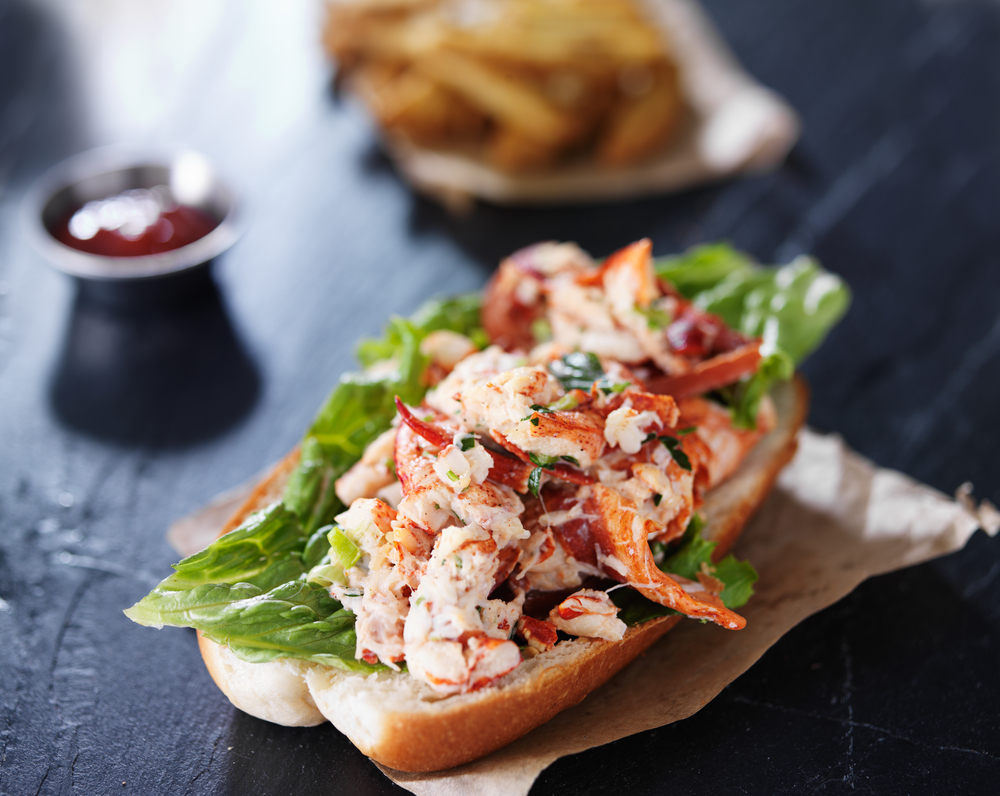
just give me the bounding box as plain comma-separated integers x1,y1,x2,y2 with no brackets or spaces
169,429,997,796
381,0,801,207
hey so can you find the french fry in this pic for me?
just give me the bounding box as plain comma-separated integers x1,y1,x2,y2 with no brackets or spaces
597,65,683,166
440,3,665,66
395,74,483,145
486,125,567,173
327,15,444,66
413,50,580,144
323,0,686,172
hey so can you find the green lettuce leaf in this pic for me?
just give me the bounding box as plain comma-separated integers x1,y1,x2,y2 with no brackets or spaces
126,503,310,623
302,524,333,569
715,350,795,430
654,243,848,431
610,588,679,627
713,556,759,611
654,243,754,298
655,245,851,365
151,503,309,593
356,292,487,367
128,579,375,671
410,292,487,343
284,315,429,532
284,373,399,533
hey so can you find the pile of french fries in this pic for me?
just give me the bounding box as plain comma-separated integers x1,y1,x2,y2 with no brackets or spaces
323,0,684,172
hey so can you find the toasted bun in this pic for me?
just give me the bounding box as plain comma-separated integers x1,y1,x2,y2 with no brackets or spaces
199,376,808,771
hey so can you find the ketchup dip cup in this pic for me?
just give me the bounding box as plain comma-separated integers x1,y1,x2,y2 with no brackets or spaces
22,146,240,302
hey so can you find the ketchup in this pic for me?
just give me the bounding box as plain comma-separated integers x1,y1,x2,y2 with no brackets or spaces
53,186,220,257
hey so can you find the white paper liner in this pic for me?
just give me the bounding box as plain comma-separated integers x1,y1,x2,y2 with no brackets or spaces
168,429,996,794
378,0,801,207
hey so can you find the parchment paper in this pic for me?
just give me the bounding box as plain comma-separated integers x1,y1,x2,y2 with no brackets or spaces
169,429,998,795
380,0,801,207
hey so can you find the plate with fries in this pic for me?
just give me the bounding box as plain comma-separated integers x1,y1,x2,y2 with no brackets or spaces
324,0,799,207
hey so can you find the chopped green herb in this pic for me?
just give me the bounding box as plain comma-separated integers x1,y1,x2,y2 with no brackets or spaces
460,436,476,451
415,596,424,606
548,352,605,391
677,426,696,436
523,393,584,425
528,452,559,469
561,456,580,466
643,432,658,444
453,555,463,569
659,435,692,471
528,467,543,497
523,403,554,422
546,352,631,396
445,470,460,482
653,493,663,506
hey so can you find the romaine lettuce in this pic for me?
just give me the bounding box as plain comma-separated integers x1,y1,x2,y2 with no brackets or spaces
129,578,373,671
716,350,795,431
655,243,850,365
655,243,754,299
142,503,309,593
356,292,486,368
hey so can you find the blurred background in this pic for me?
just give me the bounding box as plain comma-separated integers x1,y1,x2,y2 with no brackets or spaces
2,1,1000,794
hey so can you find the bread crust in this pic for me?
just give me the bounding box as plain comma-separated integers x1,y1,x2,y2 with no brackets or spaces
198,376,808,771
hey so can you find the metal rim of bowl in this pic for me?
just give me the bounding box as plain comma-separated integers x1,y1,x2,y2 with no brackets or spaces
21,144,242,282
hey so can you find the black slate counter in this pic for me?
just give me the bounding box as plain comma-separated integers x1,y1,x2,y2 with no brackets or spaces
1,1,998,794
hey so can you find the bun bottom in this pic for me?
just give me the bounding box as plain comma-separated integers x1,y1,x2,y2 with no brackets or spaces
199,377,808,771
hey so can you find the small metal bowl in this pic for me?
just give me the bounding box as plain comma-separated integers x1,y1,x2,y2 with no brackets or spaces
23,146,240,301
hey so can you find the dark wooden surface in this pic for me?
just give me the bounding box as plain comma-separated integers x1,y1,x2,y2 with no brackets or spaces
2,0,999,794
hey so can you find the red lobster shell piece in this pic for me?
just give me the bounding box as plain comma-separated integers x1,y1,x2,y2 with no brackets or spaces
646,341,762,399
395,397,452,448
395,396,561,494
489,430,596,486
480,245,549,351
